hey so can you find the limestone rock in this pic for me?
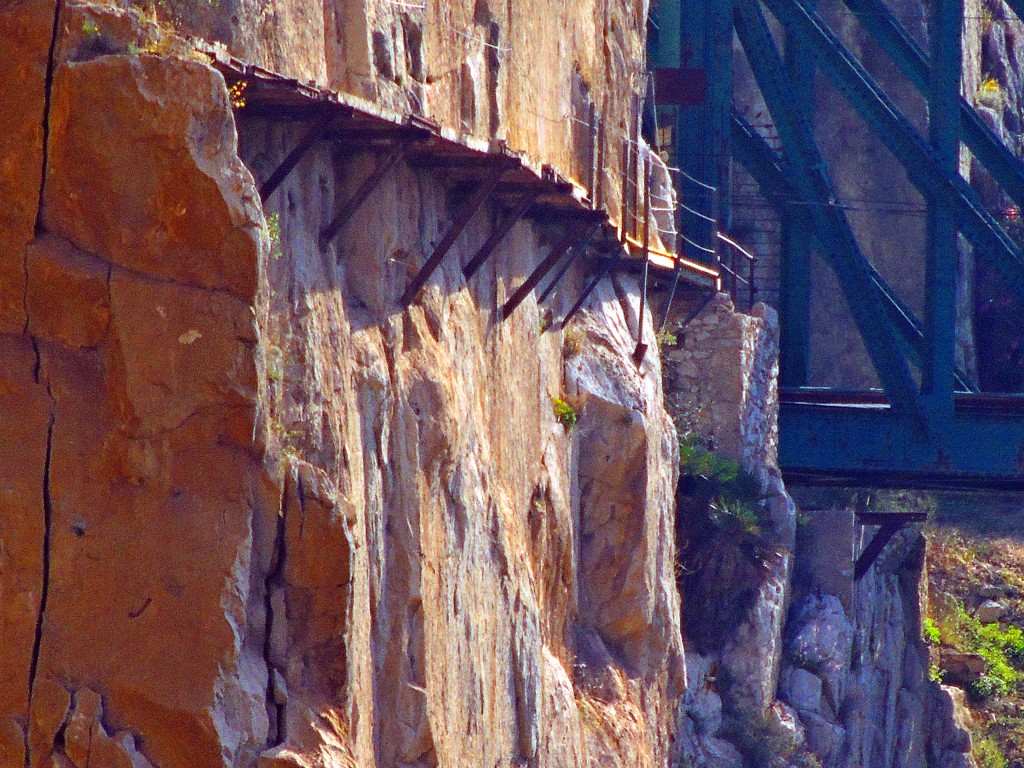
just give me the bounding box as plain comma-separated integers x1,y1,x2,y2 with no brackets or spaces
974,599,1004,624
939,652,987,686
780,667,823,714
785,595,854,686
45,54,262,299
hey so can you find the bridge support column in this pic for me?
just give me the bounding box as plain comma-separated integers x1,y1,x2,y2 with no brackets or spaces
923,0,962,424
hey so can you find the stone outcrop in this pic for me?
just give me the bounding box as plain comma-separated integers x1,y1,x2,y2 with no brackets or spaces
0,2,684,767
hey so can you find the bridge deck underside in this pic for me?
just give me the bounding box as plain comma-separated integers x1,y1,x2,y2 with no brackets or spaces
781,390,1024,489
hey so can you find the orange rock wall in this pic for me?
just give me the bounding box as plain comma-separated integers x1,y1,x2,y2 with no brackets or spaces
0,2,685,767
160,0,649,229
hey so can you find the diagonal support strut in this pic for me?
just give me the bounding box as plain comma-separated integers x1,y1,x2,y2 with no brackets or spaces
401,171,506,307
322,143,409,252
502,217,604,319
761,0,1024,300
462,189,538,280
260,115,333,201
730,111,977,392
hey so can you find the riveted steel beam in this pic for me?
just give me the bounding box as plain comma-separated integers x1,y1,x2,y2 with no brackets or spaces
731,111,977,392
762,0,1024,299
840,0,1024,211
922,0,962,421
734,0,928,432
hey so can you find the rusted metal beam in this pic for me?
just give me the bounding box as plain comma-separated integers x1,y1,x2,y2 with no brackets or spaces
854,519,904,580
322,144,408,251
856,511,928,525
634,156,652,365
401,171,506,307
502,217,603,319
558,251,621,330
259,115,333,200
462,189,538,280
536,226,599,304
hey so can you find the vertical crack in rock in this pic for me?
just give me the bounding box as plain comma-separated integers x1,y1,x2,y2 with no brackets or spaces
35,0,62,233
24,377,55,768
263,475,291,749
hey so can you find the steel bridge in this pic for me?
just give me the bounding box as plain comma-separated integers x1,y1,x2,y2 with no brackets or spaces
650,0,1024,489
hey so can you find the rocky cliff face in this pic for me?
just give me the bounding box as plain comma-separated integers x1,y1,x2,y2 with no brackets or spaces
660,297,978,768
0,2,685,767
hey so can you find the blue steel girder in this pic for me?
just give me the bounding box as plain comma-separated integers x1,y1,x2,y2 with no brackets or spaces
780,4,815,387
673,0,734,256
922,0,962,418
841,0,1024,211
761,0,1024,301
733,0,929,433
1006,0,1024,31
730,111,978,392
780,396,1024,489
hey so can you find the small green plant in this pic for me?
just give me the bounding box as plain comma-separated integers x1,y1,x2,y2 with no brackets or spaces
266,345,284,384
935,602,1023,701
678,430,766,541
929,662,944,683
977,76,1005,110
551,397,578,432
923,617,942,645
82,18,100,37
656,328,678,347
975,737,1008,768
266,212,283,259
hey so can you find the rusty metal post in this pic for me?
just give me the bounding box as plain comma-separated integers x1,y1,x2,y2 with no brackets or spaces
634,155,652,365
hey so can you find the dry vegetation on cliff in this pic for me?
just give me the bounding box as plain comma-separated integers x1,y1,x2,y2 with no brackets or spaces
927,494,1024,768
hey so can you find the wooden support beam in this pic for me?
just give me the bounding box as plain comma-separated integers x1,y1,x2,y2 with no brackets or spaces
322,144,407,251
854,519,904,580
401,171,506,307
259,116,333,200
463,189,538,280
502,218,603,319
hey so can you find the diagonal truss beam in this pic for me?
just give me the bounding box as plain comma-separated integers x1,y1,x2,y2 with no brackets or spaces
731,112,978,392
260,116,333,200
462,189,537,280
1005,0,1024,29
762,0,1024,299
734,0,928,431
840,0,1024,211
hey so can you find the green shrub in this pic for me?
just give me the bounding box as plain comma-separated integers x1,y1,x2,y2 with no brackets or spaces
678,430,764,539
551,397,577,432
975,736,1008,768
923,617,942,645
266,212,283,260
943,604,1023,700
